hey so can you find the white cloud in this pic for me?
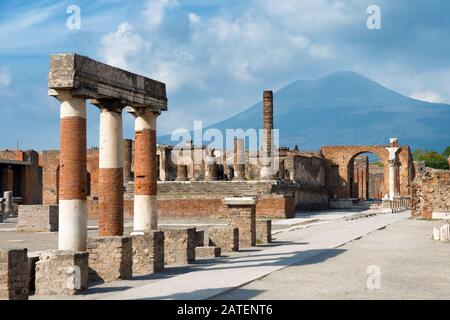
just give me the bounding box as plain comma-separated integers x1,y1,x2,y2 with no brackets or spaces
143,0,178,29
188,13,201,25
99,23,145,70
410,91,443,103
0,67,11,87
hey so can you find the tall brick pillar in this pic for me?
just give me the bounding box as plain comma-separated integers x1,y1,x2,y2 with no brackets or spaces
50,90,87,251
94,101,125,236
130,108,159,232
123,139,133,181
261,91,275,180
234,138,245,180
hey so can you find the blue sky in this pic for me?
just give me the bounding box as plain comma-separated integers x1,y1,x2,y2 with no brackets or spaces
0,0,450,150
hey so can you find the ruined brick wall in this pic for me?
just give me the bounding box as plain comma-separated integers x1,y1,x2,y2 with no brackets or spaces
411,169,450,219
87,195,294,219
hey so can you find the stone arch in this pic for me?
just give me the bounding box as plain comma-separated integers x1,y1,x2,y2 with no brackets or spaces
321,146,392,199
345,149,389,200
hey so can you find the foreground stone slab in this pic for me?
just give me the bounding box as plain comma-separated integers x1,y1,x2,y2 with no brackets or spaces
223,197,257,248
87,237,132,283
208,227,239,252
48,53,167,110
256,220,272,244
164,228,196,265
35,251,88,296
0,249,29,300
17,205,59,232
132,231,164,276
195,246,221,259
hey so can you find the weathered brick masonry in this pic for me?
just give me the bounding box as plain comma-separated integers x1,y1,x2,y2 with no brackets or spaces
411,169,450,219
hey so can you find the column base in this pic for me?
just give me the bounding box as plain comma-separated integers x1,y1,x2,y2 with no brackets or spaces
163,228,196,265
87,236,132,283
35,250,88,296
132,231,164,276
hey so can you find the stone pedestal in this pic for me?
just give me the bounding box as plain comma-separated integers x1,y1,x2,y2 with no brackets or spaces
208,227,239,252
195,246,221,259
256,220,272,244
17,205,59,232
87,236,132,283
131,231,164,276
164,228,196,265
35,250,88,296
0,249,29,300
223,197,257,248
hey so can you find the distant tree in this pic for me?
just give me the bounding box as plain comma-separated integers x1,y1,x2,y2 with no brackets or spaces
371,161,384,167
443,146,450,158
413,149,449,170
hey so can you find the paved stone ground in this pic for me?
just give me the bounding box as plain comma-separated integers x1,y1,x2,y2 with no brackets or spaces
0,209,370,252
28,211,407,300
214,218,450,300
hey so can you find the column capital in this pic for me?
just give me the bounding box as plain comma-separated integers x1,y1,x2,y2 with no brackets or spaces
90,98,127,113
127,106,161,118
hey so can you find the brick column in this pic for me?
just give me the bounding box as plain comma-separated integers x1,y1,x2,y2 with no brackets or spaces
51,90,87,251
130,108,159,232
234,138,245,180
261,91,275,179
96,104,124,236
123,139,133,181
223,197,257,248
205,150,218,181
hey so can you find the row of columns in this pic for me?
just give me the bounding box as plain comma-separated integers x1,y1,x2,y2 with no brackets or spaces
54,90,159,251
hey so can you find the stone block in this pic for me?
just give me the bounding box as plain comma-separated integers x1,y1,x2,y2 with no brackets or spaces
256,220,272,244
196,230,205,247
208,227,239,252
17,205,59,232
49,53,167,110
0,249,29,300
87,236,132,283
195,246,221,259
164,228,196,265
35,250,88,296
132,231,164,276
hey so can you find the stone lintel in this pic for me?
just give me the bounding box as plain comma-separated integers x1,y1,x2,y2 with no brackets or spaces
223,197,257,206
48,53,167,111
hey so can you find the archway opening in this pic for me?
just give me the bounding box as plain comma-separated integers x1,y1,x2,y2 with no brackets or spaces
349,152,385,202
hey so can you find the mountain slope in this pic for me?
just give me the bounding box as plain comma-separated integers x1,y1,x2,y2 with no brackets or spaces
159,71,450,152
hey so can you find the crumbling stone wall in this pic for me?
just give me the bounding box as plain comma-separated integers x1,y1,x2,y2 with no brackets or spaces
412,169,450,219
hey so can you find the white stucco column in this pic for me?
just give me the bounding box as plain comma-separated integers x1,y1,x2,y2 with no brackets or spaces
386,143,399,200
131,108,159,233
52,90,88,252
